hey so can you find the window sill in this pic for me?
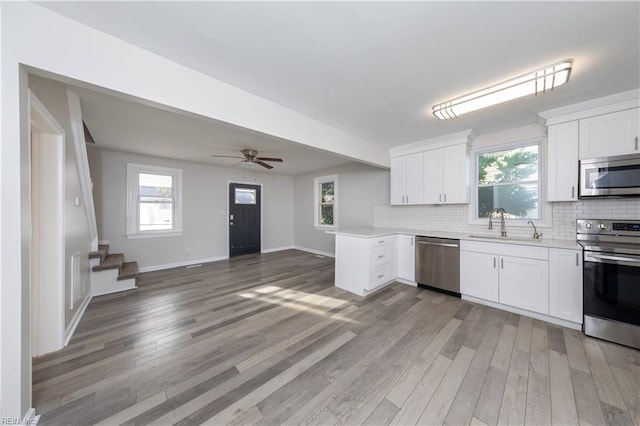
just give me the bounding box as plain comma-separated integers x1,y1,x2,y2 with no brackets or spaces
126,230,183,239
315,225,338,230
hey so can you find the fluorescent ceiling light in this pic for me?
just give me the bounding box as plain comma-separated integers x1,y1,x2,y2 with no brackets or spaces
433,60,572,120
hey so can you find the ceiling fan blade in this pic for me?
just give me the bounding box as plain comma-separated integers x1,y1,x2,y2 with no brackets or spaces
256,157,283,162
254,160,274,169
211,154,245,159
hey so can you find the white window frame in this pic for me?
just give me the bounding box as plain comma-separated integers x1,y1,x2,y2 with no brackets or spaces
314,174,338,229
469,138,551,227
126,163,183,238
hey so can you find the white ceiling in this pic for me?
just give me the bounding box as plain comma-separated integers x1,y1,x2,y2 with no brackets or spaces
68,85,353,175
39,2,639,151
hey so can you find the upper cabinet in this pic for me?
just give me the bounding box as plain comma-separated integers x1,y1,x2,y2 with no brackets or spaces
547,121,579,201
579,108,640,159
390,152,424,205
540,89,640,203
389,130,474,206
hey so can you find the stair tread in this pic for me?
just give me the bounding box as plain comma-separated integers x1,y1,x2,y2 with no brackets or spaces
92,253,125,271
89,244,109,260
118,261,139,280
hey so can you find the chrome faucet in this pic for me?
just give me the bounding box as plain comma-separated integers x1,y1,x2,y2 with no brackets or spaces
488,208,507,237
527,220,543,239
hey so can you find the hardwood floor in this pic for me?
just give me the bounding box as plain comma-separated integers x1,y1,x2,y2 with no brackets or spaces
33,249,640,425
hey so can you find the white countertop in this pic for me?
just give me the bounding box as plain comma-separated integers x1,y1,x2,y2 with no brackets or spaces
328,227,582,250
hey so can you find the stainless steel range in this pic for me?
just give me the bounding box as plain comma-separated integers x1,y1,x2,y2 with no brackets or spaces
577,219,640,349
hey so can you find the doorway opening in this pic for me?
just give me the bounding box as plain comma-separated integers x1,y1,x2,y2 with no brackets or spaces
228,182,261,256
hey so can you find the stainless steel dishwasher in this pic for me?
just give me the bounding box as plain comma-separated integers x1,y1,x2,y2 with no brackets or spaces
415,236,460,297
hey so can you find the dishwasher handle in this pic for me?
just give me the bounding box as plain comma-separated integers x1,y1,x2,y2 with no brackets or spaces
416,241,459,248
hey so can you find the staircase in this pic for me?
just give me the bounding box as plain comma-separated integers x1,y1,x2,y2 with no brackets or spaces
89,244,139,296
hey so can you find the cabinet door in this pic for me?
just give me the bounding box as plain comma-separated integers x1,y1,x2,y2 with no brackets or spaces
499,256,549,314
405,152,424,204
397,235,415,281
579,108,640,159
548,121,579,201
460,251,499,302
549,248,583,323
423,149,443,204
390,156,406,205
442,144,468,204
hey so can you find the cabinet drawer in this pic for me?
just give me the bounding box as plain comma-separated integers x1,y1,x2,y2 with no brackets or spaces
369,246,390,266
368,265,389,289
368,236,391,248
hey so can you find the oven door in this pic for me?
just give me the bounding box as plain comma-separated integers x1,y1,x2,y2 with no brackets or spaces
583,251,640,326
579,154,640,197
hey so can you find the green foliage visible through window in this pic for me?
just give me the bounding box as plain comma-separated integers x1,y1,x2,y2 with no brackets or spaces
477,144,539,219
320,181,334,225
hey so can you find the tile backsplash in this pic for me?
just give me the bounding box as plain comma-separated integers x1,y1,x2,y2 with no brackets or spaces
373,199,640,240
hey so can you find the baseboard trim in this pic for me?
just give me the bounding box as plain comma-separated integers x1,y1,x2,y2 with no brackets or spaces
98,239,109,245
92,283,137,297
20,408,40,425
65,292,92,346
138,256,229,273
261,245,294,254
461,295,582,330
293,246,335,258
396,278,417,287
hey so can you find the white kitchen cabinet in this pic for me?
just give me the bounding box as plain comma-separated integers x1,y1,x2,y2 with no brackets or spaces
460,240,549,316
460,250,499,302
499,255,549,314
549,248,583,323
335,234,397,296
579,108,640,159
423,149,443,204
422,143,469,204
547,121,579,201
397,234,415,282
390,152,424,205
442,143,469,203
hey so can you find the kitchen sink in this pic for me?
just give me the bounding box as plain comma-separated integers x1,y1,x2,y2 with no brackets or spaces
468,234,542,242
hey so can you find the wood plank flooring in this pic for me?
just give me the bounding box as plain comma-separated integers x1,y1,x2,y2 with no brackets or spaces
33,249,640,425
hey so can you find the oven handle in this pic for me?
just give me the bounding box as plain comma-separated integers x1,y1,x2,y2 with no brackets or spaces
584,252,640,267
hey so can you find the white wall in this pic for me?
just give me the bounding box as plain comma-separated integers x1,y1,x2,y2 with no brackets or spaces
88,147,294,269
29,76,92,329
293,163,390,255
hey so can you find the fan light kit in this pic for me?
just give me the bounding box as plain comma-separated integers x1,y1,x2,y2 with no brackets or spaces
211,149,283,170
432,60,572,120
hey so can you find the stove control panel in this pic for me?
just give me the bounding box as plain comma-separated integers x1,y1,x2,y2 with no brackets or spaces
578,219,640,236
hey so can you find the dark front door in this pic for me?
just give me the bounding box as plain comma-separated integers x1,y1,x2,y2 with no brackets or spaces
229,183,261,256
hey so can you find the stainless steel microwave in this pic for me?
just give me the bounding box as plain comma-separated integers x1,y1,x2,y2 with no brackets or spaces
579,153,640,197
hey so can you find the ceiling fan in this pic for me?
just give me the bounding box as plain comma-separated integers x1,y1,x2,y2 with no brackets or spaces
211,149,283,169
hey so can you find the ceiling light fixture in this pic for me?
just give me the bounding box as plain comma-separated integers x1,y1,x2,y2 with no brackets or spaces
433,60,572,120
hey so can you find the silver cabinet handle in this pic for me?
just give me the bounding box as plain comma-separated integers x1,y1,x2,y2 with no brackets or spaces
493,257,496,268
576,252,579,266
411,237,414,246
444,193,447,202
571,186,575,199
378,255,384,259
416,241,459,248
377,274,384,279
501,258,504,269
439,194,442,203
406,195,409,204
635,136,639,151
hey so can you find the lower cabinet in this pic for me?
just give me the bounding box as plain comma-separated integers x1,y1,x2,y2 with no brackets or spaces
460,241,584,325
499,255,549,314
460,251,499,302
335,234,397,296
397,234,415,282
549,248,583,323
